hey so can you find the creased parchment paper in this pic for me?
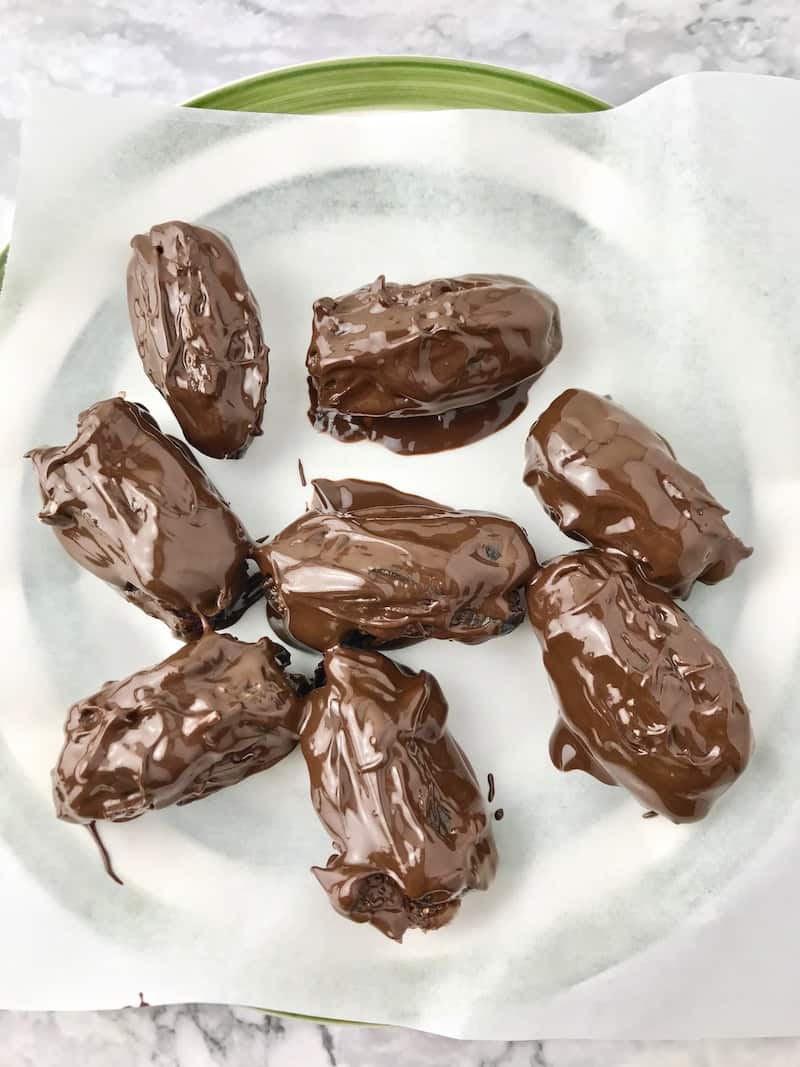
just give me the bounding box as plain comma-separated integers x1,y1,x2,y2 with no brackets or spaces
0,74,799,1039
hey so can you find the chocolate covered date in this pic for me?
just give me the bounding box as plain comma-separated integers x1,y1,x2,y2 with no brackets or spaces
128,220,269,459
257,477,538,651
28,397,259,639
307,274,562,453
300,645,497,941
527,549,753,822
54,633,306,823
524,389,752,597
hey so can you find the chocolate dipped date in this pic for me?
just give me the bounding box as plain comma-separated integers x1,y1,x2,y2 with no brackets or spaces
257,477,538,651
27,397,260,640
307,274,562,454
54,633,306,823
300,645,497,941
128,220,269,459
524,389,752,597
527,549,753,822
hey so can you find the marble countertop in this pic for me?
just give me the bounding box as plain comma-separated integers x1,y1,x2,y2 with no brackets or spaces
2,2,799,1064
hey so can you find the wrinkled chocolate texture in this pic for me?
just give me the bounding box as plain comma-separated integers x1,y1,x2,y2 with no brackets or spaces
54,633,306,823
300,646,497,941
307,274,562,454
257,477,538,651
524,388,752,598
127,220,269,459
28,396,259,640
527,549,753,822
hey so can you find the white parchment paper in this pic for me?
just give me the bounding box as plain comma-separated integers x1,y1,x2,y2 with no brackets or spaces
1,75,799,1039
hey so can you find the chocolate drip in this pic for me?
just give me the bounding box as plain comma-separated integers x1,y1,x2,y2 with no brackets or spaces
86,821,124,885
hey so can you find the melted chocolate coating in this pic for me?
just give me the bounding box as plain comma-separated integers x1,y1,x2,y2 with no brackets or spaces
257,478,538,651
28,397,259,640
127,221,269,459
54,633,306,823
524,389,752,598
307,274,562,454
300,646,497,941
527,549,753,822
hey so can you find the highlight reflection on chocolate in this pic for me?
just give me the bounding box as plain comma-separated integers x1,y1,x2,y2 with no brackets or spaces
307,274,562,454
300,646,497,941
524,388,752,598
28,397,259,640
257,478,538,651
528,549,753,822
54,633,306,823
127,221,269,459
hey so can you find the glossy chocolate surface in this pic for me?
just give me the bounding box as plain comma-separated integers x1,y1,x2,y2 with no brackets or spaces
257,478,538,651
54,633,306,823
300,646,497,941
524,389,752,597
307,274,562,454
128,221,269,459
28,397,259,640
527,549,753,822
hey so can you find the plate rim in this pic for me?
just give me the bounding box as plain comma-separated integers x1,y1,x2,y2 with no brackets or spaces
185,53,610,114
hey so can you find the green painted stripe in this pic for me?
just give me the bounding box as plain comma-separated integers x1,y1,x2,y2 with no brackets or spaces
186,55,610,115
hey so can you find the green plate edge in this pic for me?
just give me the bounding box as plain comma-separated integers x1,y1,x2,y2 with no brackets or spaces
1,57,607,1026
0,57,608,292
186,54,610,115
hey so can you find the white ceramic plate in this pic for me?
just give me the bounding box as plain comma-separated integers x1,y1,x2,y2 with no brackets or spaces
1,83,797,1036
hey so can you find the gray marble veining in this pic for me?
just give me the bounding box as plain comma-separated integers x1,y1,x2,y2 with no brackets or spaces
1,1,799,1064
2,1006,800,1066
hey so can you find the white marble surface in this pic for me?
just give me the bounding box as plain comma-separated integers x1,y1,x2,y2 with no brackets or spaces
2,2,799,1064
4,1006,800,1067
